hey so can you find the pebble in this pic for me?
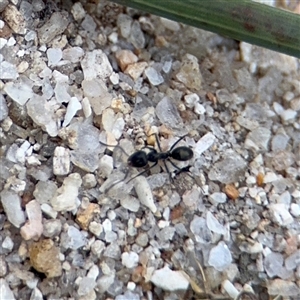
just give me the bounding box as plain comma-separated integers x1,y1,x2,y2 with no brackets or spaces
2,236,14,252
135,233,149,247
51,173,82,212
40,203,58,219
285,249,300,271
0,190,25,228
121,251,139,268
37,11,69,44
81,50,113,80
0,61,19,80
82,97,92,118
91,241,105,259
89,222,103,237
33,181,57,204
54,81,71,103
208,192,227,205
120,196,140,212
150,266,189,291
184,93,199,108
76,203,100,230
125,61,148,81
63,97,82,127
71,2,85,21
280,109,297,122
144,66,164,86
221,280,239,299
3,4,26,34
96,274,115,293
264,252,283,277
194,132,215,156
62,46,84,63
175,53,202,90
61,225,87,250
4,78,33,105
269,203,294,226
134,176,157,213
267,279,300,296
156,96,183,129
53,146,70,175
43,219,62,238
0,94,8,121
239,241,263,254
20,200,43,240
271,133,289,151
81,79,112,115
245,127,271,151
206,211,226,235
115,49,138,72
208,150,247,184
77,277,96,296
290,96,300,111
47,48,62,66
81,14,97,34
129,20,145,49
190,216,212,244
194,102,206,115
263,172,278,183
29,239,62,278
290,203,300,217
30,288,43,300
26,94,58,137
82,173,97,189
208,241,232,271
0,278,16,300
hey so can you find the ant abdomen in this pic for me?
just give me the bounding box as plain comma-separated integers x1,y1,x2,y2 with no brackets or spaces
171,146,193,161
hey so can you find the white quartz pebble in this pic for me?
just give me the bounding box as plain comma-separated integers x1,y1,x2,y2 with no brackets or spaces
134,176,157,213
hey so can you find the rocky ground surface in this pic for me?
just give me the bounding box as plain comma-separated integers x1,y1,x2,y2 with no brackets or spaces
0,1,300,299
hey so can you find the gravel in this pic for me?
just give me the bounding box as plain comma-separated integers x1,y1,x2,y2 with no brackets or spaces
0,1,299,299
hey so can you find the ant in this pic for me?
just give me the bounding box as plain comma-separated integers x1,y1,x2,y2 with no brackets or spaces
100,133,196,192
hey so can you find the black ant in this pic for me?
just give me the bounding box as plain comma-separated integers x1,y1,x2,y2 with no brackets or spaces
100,134,196,191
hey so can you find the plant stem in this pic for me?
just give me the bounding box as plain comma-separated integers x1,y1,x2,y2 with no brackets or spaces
109,0,300,58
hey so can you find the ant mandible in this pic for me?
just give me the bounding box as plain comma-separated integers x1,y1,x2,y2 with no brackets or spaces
100,133,195,191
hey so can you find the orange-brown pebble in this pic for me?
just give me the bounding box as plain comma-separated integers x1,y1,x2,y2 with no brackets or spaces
29,239,62,278
115,49,138,71
207,91,217,105
131,265,144,283
224,184,239,200
170,206,184,221
124,61,148,81
155,35,168,47
76,203,100,230
256,172,264,187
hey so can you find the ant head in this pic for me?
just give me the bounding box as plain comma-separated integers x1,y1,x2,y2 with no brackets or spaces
128,150,148,168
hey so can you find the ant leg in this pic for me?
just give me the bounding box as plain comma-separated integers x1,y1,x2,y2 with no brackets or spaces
150,133,189,152
100,141,130,169
168,159,203,191
153,133,163,152
103,169,130,193
126,162,158,183
151,134,173,181
169,135,189,152
99,141,130,157
141,146,155,151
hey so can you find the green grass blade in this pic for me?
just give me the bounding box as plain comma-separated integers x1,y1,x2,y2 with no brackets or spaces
109,0,300,58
